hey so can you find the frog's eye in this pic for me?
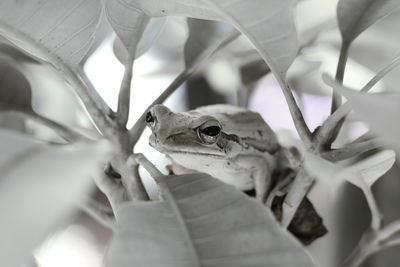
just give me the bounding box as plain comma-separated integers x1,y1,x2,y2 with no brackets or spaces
197,120,221,144
145,111,155,127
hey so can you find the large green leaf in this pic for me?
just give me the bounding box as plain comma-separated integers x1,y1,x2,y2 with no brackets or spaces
105,172,314,267
0,129,110,267
130,0,219,19
202,0,298,79
119,0,298,82
337,0,400,43
0,0,102,65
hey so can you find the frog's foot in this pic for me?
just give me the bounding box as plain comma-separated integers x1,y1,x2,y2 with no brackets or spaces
254,171,272,204
266,171,296,207
91,162,129,213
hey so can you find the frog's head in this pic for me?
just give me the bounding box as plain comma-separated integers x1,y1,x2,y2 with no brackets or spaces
146,104,229,157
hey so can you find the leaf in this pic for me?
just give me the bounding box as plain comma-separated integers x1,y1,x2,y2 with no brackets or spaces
345,150,395,187
0,129,110,267
0,0,111,121
304,150,395,189
137,18,166,55
112,17,165,63
202,0,298,79
341,9,400,91
105,172,314,267
121,0,298,82
324,75,400,150
129,0,219,19
184,18,233,68
337,0,400,43
240,59,270,85
106,0,165,62
0,42,37,63
0,57,33,112
0,0,102,66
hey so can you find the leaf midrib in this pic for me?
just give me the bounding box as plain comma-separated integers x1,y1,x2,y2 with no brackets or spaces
160,179,202,267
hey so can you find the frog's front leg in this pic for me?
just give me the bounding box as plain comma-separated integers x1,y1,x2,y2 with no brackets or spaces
253,164,272,203
235,156,273,203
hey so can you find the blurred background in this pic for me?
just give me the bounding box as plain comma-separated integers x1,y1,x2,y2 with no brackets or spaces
2,0,400,266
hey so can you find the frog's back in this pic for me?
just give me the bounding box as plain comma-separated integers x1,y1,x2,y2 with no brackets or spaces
192,104,280,152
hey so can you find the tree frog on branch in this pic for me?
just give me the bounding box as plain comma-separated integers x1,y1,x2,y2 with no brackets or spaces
145,104,295,202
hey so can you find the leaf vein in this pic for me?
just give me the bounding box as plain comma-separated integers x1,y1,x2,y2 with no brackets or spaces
37,0,86,43
185,195,245,222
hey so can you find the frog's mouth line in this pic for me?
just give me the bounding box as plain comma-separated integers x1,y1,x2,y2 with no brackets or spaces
151,143,226,158
166,150,226,159
149,136,225,158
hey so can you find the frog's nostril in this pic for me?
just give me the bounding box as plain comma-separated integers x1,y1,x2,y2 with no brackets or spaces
146,112,154,123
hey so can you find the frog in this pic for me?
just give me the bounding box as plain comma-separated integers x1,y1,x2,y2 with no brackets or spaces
145,104,295,202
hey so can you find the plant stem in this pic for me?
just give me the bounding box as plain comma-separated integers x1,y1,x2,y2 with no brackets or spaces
360,178,382,231
331,41,350,113
133,153,164,184
343,221,400,267
281,168,314,227
342,231,378,267
321,139,381,162
316,54,400,149
360,53,400,93
342,179,389,267
378,220,400,241
20,110,89,142
93,164,128,210
277,81,313,150
78,67,114,119
60,64,118,137
116,31,142,127
321,41,350,149
125,155,150,200
0,23,114,138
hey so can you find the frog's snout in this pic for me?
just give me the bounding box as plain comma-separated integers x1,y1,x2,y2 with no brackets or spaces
146,104,175,145
146,105,172,130
145,111,154,124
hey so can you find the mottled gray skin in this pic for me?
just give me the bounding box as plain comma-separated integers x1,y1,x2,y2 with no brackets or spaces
147,104,290,201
